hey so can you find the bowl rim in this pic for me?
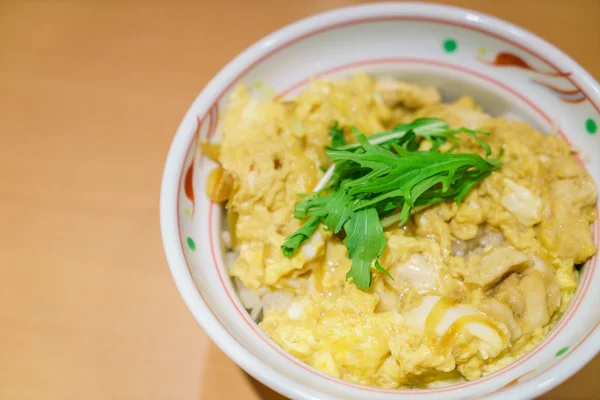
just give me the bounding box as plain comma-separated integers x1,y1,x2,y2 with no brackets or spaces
160,3,600,399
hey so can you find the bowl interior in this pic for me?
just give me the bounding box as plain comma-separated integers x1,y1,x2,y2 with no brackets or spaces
165,5,600,400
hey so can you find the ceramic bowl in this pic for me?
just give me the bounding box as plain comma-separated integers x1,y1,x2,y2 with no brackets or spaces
160,3,600,399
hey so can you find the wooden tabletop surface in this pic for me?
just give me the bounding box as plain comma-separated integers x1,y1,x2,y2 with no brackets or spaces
2,1,599,399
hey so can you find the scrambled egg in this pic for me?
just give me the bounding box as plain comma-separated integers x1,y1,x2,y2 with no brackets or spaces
216,73,597,388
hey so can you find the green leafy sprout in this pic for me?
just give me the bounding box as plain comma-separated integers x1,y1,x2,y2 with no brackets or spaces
281,118,502,290
329,121,346,148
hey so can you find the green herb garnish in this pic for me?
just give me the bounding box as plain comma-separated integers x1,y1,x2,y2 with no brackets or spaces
281,216,320,257
329,121,346,148
282,118,502,290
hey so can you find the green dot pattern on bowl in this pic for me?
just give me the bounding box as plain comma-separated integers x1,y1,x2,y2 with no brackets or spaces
586,118,597,134
187,237,196,251
443,38,458,53
555,347,569,357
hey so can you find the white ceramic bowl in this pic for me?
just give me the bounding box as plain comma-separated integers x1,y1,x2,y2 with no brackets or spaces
160,3,600,399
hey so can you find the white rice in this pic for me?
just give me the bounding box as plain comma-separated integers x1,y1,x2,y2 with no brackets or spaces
222,231,232,249
227,239,298,322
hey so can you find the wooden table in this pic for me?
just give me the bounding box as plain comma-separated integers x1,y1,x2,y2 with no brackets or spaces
2,1,599,399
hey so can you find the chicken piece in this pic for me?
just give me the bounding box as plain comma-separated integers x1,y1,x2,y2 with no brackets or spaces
530,256,561,314
539,176,597,263
550,154,583,179
464,246,532,289
393,253,440,294
382,233,452,297
492,273,525,317
479,298,522,340
413,97,491,130
374,283,401,313
500,179,543,227
519,271,550,332
375,78,441,109
486,258,559,334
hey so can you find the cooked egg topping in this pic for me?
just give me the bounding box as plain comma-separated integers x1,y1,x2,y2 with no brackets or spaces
213,74,597,388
